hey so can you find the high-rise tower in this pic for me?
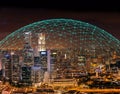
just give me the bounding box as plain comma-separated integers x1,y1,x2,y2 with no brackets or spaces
11,54,20,83
38,33,46,52
23,32,34,66
21,32,34,85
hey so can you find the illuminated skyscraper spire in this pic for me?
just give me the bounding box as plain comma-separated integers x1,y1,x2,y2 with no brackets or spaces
24,32,32,46
23,32,34,66
38,33,46,51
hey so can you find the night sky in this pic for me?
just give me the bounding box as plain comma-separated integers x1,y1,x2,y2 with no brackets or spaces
0,0,120,41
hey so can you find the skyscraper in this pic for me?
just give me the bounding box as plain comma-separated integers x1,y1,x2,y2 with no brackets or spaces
21,32,34,85
11,54,20,83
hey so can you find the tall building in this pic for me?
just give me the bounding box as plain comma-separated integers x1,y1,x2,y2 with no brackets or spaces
47,50,57,79
21,32,34,84
34,56,40,66
40,51,47,71
38,33,46,51
23,32,34,66
21,67,32,85
2,53,12,81
32,66,43,83
11,54,20,83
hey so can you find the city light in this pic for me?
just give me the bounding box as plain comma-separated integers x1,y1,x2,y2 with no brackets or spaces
0,18,120,93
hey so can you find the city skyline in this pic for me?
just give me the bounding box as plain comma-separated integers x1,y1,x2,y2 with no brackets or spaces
0,8,120,93
0,1,120,93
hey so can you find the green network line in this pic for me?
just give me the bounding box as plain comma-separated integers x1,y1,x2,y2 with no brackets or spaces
0,18,120,54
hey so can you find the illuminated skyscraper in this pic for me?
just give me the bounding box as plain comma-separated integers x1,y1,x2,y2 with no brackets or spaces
32,66,43,83
11,54,20,83
23,32,34,66
38,33,46,51
3,53,12,80
22,32,34,84
24,32,32,46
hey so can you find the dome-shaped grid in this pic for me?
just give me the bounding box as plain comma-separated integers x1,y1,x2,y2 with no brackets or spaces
0,18,120,56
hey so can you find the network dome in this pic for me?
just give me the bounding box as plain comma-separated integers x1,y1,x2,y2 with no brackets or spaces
0,18,120,56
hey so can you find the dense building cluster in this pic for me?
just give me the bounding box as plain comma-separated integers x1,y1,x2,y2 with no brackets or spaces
0,19,120,87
